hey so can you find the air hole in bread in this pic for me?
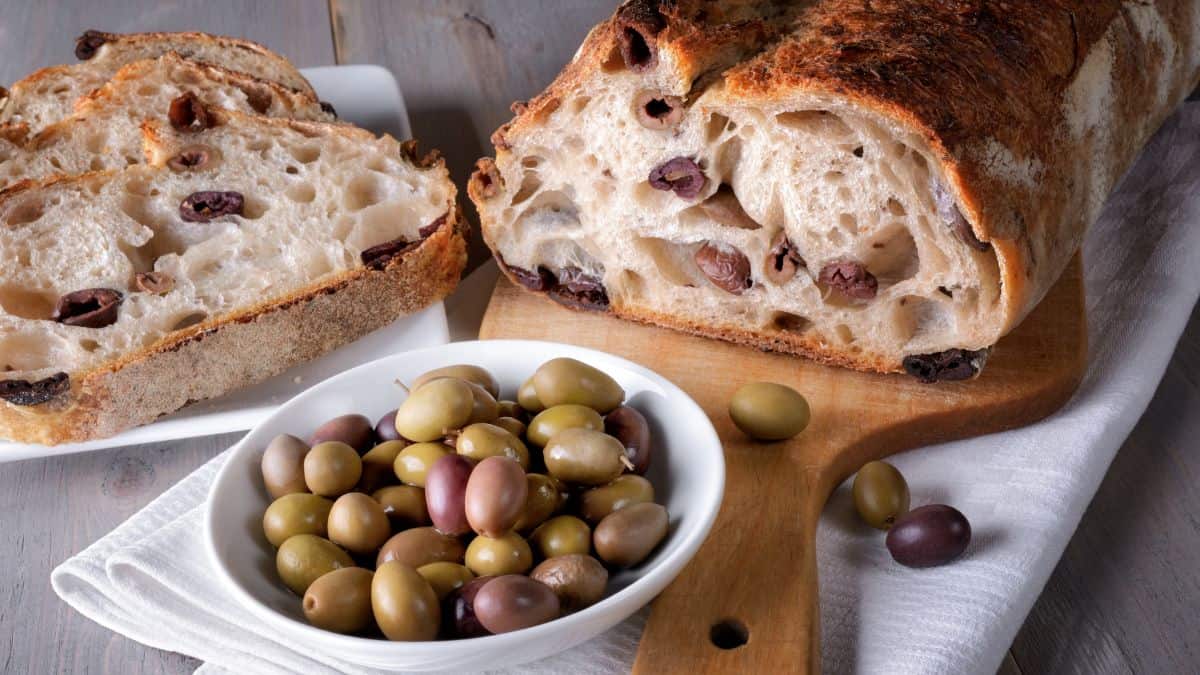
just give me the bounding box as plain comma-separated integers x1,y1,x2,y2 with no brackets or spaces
853,146,865,158
241,197,269,220
835,324,855,344
511,172,543,206
289,144,321,164
344,174,386,212
705,113,731,143
79,339,100,353
247,138,272,153
601,44,626,73
286,183,317,204
0,333,59,372
771,312,812,334
615,269,646,297
825,171,845,183
521,156,544,169
886,198,907,217
894,295,949,344
237,84,273,114
137,84,160,97
6,200,45,226
776,110,852,137
171,312,208,331
633,237,705,287
687,184,760,230
286,165,299,175
838,213,859,235
0,285,56,320
865,226,919,285
569,97,591,115
119,194,167,232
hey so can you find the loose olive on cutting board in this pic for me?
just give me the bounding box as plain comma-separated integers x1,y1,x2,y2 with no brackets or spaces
532,357,625,413
473,574,560,634
276,534,354,595
262,493,333,547
728,381,811,441
417,561,475,600
530,554,608,613
527,404,604,448
394,442,451,487
372,561,441,641
580,475,655,524
543,427,627,485
604,405,652,474
303,567,374,634
303,442,362,497
530,515,591,558
465,532,533,576
377,527,466,569
309,414,374,452
373,485,430,527
853,460,910,530
593,502,668,567
412,364,501,399
327,492,391,554
425,454,475,536
394,378,475,442
886,504,971,567
261,434,310,498
456,422,530,468
465,456,528,537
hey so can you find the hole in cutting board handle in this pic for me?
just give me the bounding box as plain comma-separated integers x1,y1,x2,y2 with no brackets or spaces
710,618,749,649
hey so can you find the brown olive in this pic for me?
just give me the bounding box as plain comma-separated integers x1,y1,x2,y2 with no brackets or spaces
394,442,451,487
394,378,475,442
262,493,333,547
579,475,655,524
530,554,608,613
464,380,501,425
728,382,811,441
412,365,500,399
527,404,604,448
543,428,627,485
517,376,544,413
372,485,430,527
303,442,363,497
443,575,494,639
493,416,527,439
374,409,403,443
465,456,528,537
465,532,533,576
513,474,565,532
309,414,374,452
532,357,624,413
357,440,406,493
530,515,591,558
496,400,524,420
327,492,392,555
853,461,911,530
303,567,374,634
456,422,530,469
424,454,474,536
604,405,652,474
261,434,310,499
377,527,465,569
275,534,353,596
885,504,971,567
473,575,560,634
593,502,668,567
371,561,441,641
416,561,475,600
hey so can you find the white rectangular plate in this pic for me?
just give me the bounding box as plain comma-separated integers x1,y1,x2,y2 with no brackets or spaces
0,65,451,463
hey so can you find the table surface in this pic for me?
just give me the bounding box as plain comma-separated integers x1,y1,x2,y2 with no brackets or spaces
0,2,1196,674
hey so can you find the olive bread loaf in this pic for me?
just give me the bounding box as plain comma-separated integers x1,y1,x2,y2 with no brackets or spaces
0,103,465,444
470,0,1200,379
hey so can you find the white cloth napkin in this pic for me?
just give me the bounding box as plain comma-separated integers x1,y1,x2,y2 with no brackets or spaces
52,102,1200,675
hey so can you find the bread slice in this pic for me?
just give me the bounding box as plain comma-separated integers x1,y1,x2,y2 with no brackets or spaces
0,53,335,189
0,29,315,133
469,0,1200,380
0,105,465,445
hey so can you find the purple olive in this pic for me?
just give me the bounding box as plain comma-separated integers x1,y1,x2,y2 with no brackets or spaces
465,456,528,537
375,409,403,443
473,575,560,634
885,504,971,568
604,405,652,474
309,414,374,453
442,575,495,639
425,454,474,536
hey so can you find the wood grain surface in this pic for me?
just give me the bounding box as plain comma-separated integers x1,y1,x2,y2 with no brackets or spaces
0,2,1196,674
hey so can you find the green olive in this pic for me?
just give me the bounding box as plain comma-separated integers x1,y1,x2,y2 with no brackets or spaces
456,422,530,469
532,358,624,413
530,515,591,558
411,364,500,399
728,382,811,441
514,474,565,532
327,492,392,554
394,378,475,442
416,561,475,599
852,460,910,530
372,485,430,527
464,380,501,425
517,376,544,413
393,442,451,487
303,442,363,497
579,475,655,524
543,428,627,485
357,440,407,493
493,416,527,439
275,534,353,595
496,400,524,420
526,404,604,448
303,567,374,634
593,502,668,567
376,527,465,569
465,532,533,576
371,561,440,641
260,434,310,499
262,493,333,547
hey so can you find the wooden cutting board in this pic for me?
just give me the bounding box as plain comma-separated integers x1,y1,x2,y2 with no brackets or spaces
478,256,1087,674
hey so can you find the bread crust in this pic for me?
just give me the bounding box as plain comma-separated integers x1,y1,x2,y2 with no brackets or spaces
473,0,1200,373
0,205,467,446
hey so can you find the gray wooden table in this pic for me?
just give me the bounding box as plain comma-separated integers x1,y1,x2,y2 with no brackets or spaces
0,2,1195,673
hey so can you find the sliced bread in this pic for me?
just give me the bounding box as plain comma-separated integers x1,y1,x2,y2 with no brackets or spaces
0,103,465,444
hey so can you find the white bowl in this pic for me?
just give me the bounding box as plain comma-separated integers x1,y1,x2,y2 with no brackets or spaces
205,339,724,672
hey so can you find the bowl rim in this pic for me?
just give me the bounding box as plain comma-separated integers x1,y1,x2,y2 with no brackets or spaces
203,338,725,659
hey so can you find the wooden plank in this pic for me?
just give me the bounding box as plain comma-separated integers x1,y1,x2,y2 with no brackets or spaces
329,0,613,268
0,0,334,84
1011,304,1200,674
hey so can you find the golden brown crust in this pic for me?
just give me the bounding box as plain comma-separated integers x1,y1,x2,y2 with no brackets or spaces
0,206,467,445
